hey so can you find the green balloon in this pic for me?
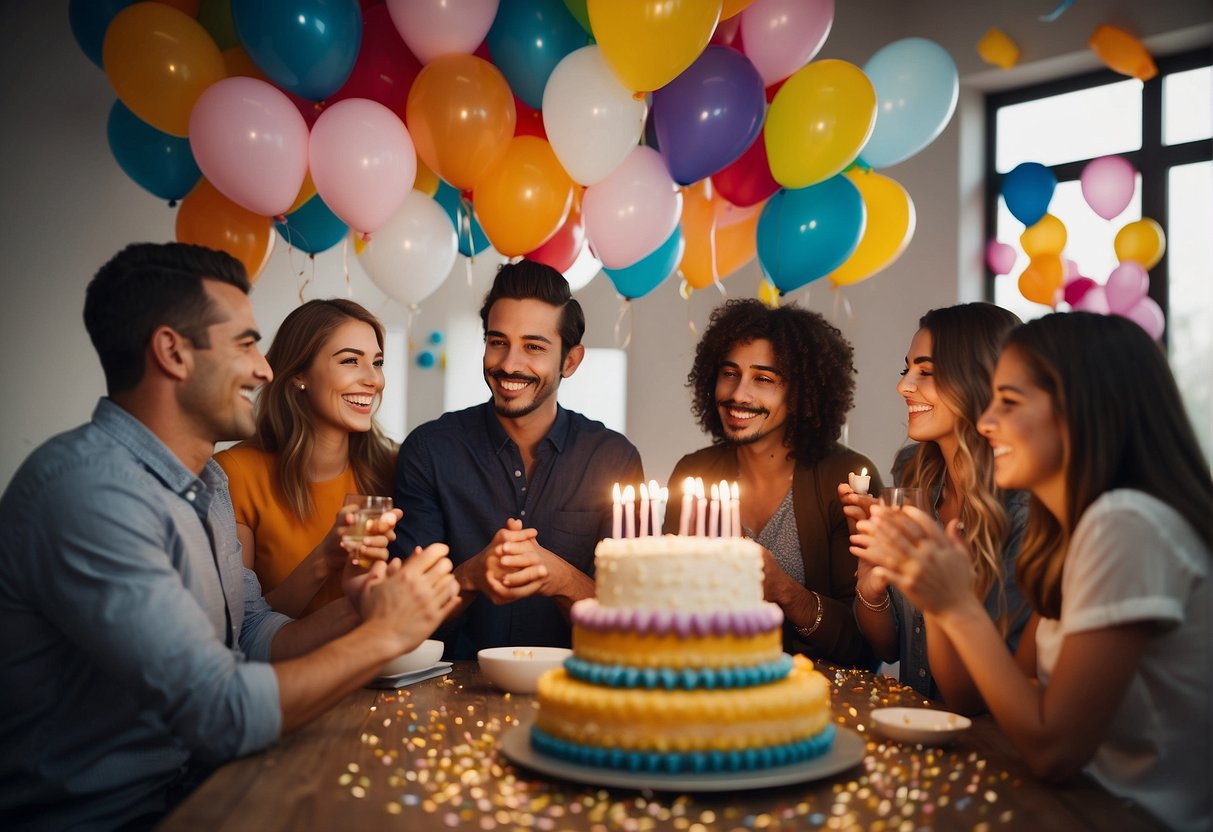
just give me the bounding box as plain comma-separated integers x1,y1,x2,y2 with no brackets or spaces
198,0,239,51
562,0,592,34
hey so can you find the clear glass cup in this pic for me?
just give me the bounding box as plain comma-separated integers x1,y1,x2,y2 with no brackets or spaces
341,494,393,568
878,487,926,511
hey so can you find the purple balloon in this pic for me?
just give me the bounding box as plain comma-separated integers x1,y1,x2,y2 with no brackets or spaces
652,46,766,186
1105,261,1149,314
1118,296,1165,340
1081,155,1136,220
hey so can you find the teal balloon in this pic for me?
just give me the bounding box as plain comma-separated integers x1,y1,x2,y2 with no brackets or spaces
416,351,437,369
487,0,586,111
233,0,362,101
107,100,201,202
69,0,136,68
1001,162,1056,226
434,182,491,257
604,226,684,300
861,38,958,169
274,194,348,254
757,177,866,294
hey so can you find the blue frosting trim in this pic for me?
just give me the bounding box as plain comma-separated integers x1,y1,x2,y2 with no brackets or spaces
529,724,836,774
563,654,794,690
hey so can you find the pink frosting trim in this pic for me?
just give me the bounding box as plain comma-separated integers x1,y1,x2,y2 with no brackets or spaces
571,599,784,637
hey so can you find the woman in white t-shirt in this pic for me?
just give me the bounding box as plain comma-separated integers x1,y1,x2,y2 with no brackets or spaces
857,312,1211,831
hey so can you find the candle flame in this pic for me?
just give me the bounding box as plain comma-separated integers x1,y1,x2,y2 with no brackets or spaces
612,482,621,503
731,481,739,499
861,467,868,477
694,477,705,499
710,482,719,499
622,484,635,502
639,483,649,500
683,477,695,495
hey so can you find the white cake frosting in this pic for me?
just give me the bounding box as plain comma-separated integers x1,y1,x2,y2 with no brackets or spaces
593,534,765,613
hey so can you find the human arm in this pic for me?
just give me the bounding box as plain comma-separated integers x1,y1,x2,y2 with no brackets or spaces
484,519,597,616
843,483,899,663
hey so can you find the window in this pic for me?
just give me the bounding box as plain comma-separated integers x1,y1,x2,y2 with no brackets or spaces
985,48,1213,462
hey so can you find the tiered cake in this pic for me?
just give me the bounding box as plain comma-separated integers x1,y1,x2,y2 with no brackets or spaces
532,535,835,773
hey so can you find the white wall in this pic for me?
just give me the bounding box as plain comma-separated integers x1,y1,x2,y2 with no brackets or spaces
1,1,1208,488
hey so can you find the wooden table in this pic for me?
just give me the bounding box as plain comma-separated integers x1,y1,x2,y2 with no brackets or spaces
160,662,1161,831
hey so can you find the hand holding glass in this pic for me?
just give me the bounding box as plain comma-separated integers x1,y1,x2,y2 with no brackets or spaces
342,494,393,569
878,487,926,511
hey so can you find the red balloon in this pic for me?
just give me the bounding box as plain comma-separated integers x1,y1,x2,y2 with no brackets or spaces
764,77,786,103
514,96,547,140
710,15,741,48
329,4,421,116
528,187,585,272
711,129,779,207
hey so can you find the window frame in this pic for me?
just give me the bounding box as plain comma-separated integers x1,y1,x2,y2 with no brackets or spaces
983,46,1213,341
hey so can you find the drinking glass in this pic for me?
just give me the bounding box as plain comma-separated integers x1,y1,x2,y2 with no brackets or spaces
878,487,926,511
342,494,393,568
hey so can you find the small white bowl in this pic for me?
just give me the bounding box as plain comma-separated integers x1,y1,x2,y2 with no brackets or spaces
380,639,444,677
477,646,572,694
870,707,972,745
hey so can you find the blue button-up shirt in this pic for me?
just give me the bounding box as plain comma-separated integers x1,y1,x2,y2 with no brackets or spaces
0,399,289,830
392,402,643,660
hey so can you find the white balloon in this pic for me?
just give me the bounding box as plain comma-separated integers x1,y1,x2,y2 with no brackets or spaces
543,46,648,186
583,146,682,270
357,191,457,307
563,244,602,293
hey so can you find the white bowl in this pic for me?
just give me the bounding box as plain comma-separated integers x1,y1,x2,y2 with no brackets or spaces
477,646,572,694
870,707,971,745
380,639,444,677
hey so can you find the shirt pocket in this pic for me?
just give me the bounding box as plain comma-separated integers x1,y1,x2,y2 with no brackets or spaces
543,510,604,573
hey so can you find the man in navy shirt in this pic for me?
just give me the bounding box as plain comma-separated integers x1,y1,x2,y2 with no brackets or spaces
392,260,643,659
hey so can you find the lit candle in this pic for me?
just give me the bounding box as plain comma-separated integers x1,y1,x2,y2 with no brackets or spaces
611,482,622,539
709,483,720,538
695,478,707,537
638,483,650,537
622,484,636,539
657,486,669,535
648,480,661,535
679,477,694,536
848,467,871,496
718,479,732,537
731,481,741,537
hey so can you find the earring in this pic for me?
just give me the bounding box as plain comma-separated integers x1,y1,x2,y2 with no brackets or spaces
298,384,306,391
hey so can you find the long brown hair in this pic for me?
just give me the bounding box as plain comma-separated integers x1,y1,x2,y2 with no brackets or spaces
254,299,397,519
899,303,1022,600
1007,312,1213,618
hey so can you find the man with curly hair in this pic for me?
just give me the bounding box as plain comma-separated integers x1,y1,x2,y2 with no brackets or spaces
664,298,881,667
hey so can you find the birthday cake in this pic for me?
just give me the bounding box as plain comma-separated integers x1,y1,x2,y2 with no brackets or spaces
532,535,835,773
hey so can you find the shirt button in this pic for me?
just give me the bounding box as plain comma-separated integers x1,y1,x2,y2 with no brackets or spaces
521,487,527,492
185,491,196,502
918,668,927,678
914,626,921,634
514,469,522,477
520,510,527,517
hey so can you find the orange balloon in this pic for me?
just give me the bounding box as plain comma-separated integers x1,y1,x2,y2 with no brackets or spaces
221,46,267,81
720,0,756,19
103,3,226,137
1018,254,1064,306
473,137,574,256
153,0,202,15
1089,24,1157,81
176,179,274,282
406,54,516,192
679,180,762,290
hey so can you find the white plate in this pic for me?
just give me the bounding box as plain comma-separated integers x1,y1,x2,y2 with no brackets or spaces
498,724,865,792
869,707,971,745
367,661,453,690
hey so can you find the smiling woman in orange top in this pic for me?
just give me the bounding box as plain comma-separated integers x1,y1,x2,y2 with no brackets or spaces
216,299,398,617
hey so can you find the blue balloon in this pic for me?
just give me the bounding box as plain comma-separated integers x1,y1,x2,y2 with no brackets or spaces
487,0,587,111
274,194,349,254
416,351,437,369
107,100,201,202
861,38,959,169
434,182,491,257
757,177,866,294
1001,162,1057,227
604,227,684,300
69,0,137,68
652,46,765,185
233,0,362,101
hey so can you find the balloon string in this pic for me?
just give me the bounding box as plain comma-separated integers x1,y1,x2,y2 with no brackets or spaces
685,296,699,340
458,194,476,266
830,284,854,322
464,255,474,287
406,303,418,334
613,298,633,349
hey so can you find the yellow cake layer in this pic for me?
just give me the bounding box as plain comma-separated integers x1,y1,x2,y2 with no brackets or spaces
572,626,784,669
534,662,832,753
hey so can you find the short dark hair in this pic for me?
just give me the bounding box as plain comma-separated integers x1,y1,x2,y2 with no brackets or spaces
688,298,856,464
478,259,584,359
83,242,250,393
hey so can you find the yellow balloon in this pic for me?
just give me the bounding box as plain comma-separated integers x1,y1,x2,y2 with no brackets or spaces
1114,218,1166,269
287,171,317,215
473,137,574,256
977,27,1019,70
588,0,722,92
828,170,916,286
1020,213,1067,258
103,2,226,137
765,60,876,189
1018,254,1064,306
413,154,440,197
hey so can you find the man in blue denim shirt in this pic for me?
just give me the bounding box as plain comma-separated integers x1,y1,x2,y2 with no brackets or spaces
0,243,460,830
392,261,643,660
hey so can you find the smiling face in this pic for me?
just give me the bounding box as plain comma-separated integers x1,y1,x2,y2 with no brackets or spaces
714,338,789,448
483,297,581,423
979,347,1068,514
897,328,960,447
297,319,385,438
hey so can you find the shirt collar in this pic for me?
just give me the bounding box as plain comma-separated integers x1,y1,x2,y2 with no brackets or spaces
91,397,212,499
479,400,571,455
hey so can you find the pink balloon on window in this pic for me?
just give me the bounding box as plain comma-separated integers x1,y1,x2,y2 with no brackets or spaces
1118,296,1165,340
1080,155,1136,220
1104,260,1149,314
985,240,1016,275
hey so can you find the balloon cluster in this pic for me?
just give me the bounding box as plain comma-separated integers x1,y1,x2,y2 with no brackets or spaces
79,0,960,306
990,154,1167,339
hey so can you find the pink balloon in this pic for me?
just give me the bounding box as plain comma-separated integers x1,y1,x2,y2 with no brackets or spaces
1104,260,1149,314
1073,284,1110,315
309,98,416,238
583,146,682,270
386,0,499,65
1080,155,1136,220
985,240,1016,275
1063,276,1097,307
1118,296,1165,340
739,0,834,86
188,77,309,218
